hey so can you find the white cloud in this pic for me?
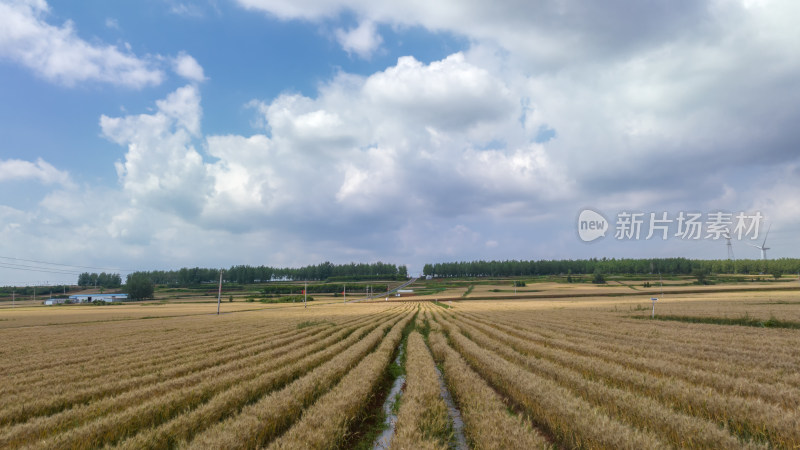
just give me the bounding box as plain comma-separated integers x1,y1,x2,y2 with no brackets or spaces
0,0,164,88
172,51,207,82
0,157,73,187
362,53,514,131
335,20,382,59
235,0,800,187
8,0,800,283
100,85,208,218
237,0,342,20
231,0,800,263
94,53,569,247
236,0,720,68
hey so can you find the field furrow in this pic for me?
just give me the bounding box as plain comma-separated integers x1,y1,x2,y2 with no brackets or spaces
3,289,798,449
114,312,400,449
5,311,401,448
0,318,360,424
447,312,757,448
459,311,800,409
185,307,414,449
427,330,550,449
267,310,414,449
430,311,666,449
391,330,450,450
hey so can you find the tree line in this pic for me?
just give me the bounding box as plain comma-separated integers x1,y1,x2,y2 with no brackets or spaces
0,285,75,297
127,261,409,287
77,272,122,288
422,258,800,278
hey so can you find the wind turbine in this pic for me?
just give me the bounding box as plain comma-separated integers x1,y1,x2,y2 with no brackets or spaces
748,223,771,260
723,230,735,261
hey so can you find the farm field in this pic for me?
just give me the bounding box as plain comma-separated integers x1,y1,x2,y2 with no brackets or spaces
0,301,354,329
1,291,799,448
399,278,800,302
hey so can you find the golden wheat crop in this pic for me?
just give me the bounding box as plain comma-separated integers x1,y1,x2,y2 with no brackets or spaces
186,310,412,449
427,331,550,449
391,330,450,450
1,293,798,449
266,312,413,449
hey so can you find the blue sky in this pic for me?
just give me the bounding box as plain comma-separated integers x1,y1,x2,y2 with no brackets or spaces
1,0,799,285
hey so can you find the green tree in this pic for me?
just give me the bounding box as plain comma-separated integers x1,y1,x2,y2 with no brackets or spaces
592,271,606,284
125,273,154,300
693,268,710,285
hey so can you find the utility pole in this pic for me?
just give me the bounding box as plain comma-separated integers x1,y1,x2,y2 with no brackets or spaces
12,289,14,308
216,269,223,315
344,283,346,303
303,281,307,308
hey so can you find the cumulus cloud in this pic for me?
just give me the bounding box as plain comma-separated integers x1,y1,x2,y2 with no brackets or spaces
235,0,800,195
101,85,208,219
237,0,342,20
363,53,514,131
236,0,716,68
0,157,74,187
7,0,800,282
0,0,164,88
335,20,382,59
172,51,206,82
96,52,569,251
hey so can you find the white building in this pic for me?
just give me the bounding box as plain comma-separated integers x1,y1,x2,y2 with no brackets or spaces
44,298,66,305
69,294,128,303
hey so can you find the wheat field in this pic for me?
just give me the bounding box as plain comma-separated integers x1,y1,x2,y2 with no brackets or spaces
1,293,798,448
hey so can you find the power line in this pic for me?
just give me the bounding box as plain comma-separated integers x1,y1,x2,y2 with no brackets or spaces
0,256,133,273
0,262,84,275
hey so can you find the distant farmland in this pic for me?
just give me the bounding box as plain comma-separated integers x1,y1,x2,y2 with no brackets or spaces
1,289,799,448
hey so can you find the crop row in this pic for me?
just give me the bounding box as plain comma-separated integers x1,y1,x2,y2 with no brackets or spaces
0,305,410,449
433,307,800,448
442,312,758,448
266,310,414,449
461,310,800,410
187,308,414,449
0,315,369,419
425,322,549,449
0,317,295,395
477,310,800,380
0,311,382,429
391,330,450,449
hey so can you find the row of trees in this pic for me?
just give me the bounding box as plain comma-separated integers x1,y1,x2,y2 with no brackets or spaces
422,258,800,278
128,261,409,287
77,272,122,288
0,285,74,296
